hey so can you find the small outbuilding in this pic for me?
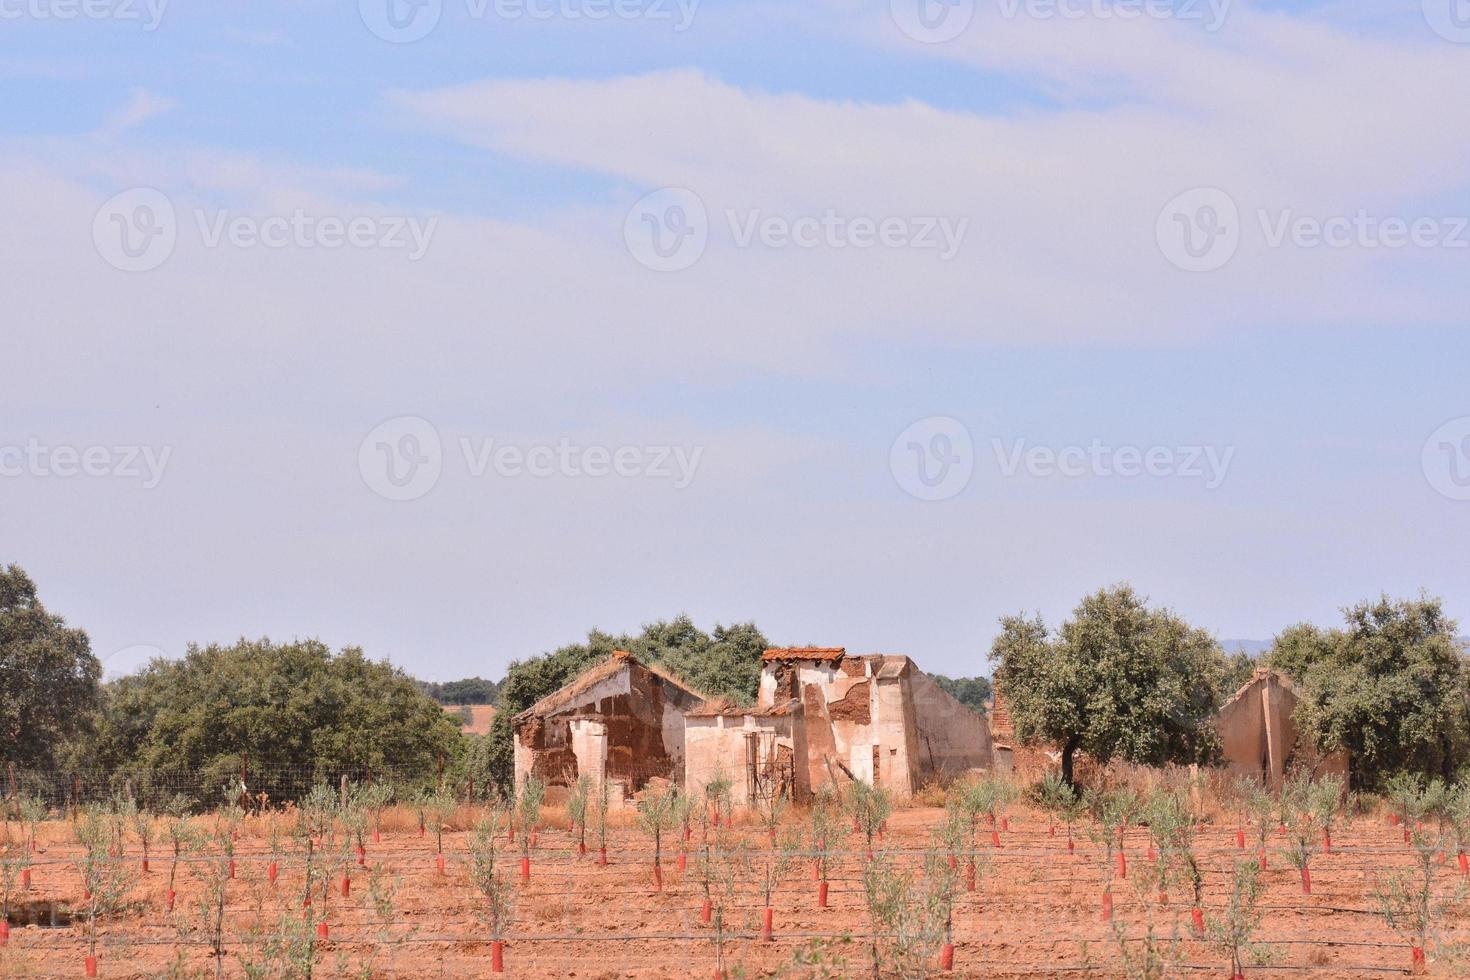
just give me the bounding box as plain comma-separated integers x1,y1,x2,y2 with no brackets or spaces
1216,668,1349,791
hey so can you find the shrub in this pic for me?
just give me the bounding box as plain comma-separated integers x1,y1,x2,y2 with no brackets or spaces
861,848,955,979
808,789,843,885
849,780,893,856
467,813,516,942
566,775,591,855
1204,860,1271,979
516,776,546,854
1035,771,1085,852
1369,776,1457,972
635,783,678,883
74,805,136,967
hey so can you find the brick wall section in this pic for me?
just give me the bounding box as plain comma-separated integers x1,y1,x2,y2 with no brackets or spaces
989,689,1014,745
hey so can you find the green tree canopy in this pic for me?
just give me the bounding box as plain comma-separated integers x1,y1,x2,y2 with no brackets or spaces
992,584,1229,787
631,617,769,706
418,676,501,705
1221,650,1258,695
89,637,461,805
477,615,770,792
929,674,992,714
1267,595,1470,788
0,564,101,770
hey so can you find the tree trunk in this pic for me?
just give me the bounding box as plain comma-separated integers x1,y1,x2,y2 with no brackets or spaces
1061,735,1082,788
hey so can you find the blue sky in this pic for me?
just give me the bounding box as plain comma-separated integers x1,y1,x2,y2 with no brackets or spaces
3,0,1468,682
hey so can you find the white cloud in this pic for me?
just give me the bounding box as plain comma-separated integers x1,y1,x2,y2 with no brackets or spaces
388,7,1470,348
97,88,177,137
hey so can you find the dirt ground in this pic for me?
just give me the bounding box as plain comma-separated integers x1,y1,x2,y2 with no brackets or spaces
0,805,1448,978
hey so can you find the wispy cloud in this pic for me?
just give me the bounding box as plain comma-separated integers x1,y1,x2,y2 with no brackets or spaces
97,88,177,137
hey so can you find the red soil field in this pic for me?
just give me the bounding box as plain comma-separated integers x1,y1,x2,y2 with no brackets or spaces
0,805,1451,978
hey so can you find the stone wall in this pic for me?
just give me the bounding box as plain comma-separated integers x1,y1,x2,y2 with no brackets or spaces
684,711,808,806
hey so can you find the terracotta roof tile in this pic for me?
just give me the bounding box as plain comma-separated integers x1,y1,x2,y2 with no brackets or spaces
762,646,846,662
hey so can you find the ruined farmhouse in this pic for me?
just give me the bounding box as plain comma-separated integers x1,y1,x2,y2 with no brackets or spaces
513,646,994,806
511,651,708,799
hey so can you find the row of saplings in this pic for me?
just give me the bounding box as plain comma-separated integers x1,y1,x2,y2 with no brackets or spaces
1027,770,1470,980
1,770,1468,979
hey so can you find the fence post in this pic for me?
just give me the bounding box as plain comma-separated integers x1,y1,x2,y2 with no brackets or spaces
340,774,349,808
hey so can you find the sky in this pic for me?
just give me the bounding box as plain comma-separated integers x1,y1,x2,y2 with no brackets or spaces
2,0,1469,684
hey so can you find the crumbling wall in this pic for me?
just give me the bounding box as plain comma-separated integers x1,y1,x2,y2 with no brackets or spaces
684,716,735,796
523,717,577,783
763,655,992,799
906,670,993,781
827,680,870,721
801,683,838,789
684,712,807,806
785,658,882,793
870,675,916,794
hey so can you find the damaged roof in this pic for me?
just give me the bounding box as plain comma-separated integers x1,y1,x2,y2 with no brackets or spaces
1218,667,1296,712
762,646,846,662
513,651,710,725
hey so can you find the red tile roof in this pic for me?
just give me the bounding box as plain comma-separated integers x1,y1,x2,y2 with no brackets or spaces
761,646,846,662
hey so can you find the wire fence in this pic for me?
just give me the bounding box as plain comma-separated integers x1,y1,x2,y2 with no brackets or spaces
2,762,470,813
2,756,743,812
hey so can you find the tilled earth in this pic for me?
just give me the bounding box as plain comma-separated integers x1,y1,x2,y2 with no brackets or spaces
0,806,1450,978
